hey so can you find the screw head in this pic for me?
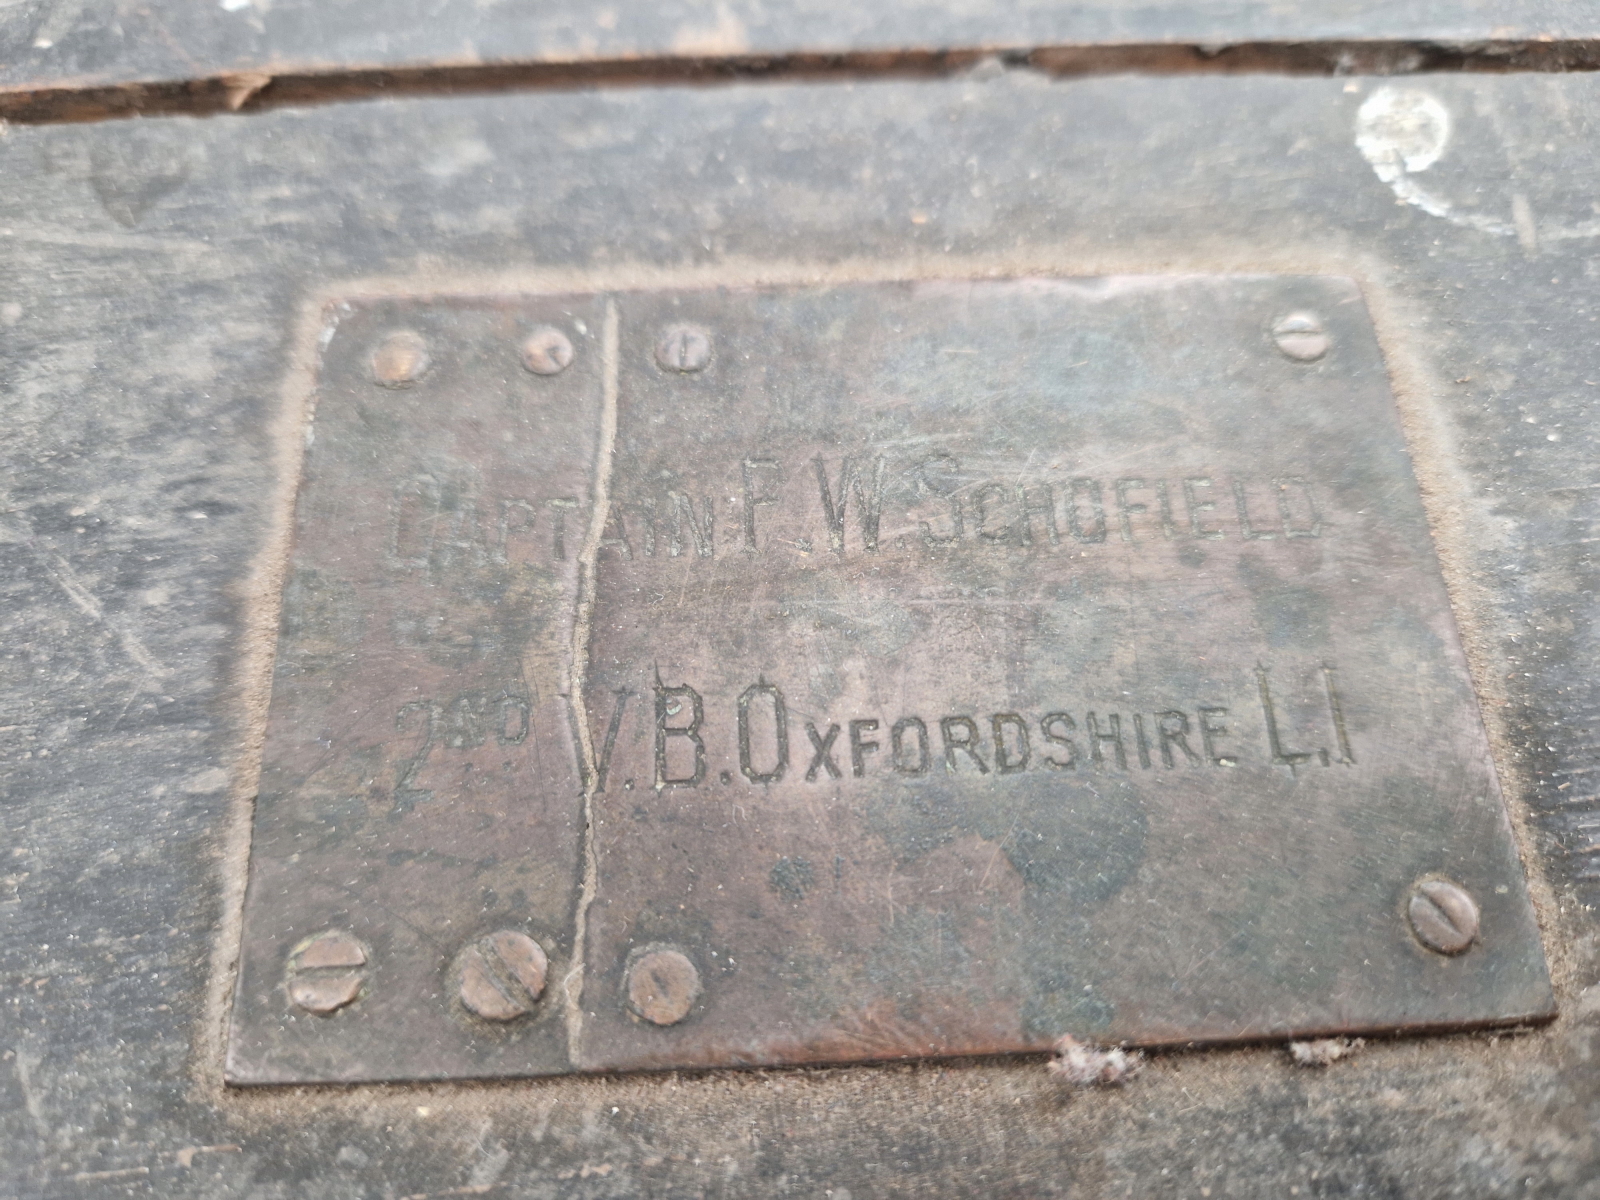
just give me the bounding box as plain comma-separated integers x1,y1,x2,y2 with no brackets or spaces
625,947,701,1026
286,930,368,1015
520,326,575,376
1407,878,1480,955
654,325,712,373
371,330,431,387
1271,312,1329,362
455,930,549,1021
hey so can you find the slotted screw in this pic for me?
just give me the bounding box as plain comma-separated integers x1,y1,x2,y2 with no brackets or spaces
654,326,712,373
456,930,549,1021
371,330,431,386
625,947,701,1026
1407,878,1480,955
1271,312,1329,362
286,930,368,1015
521,326,574,376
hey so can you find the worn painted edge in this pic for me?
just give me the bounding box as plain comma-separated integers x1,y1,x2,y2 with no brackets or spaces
4,39,1600,125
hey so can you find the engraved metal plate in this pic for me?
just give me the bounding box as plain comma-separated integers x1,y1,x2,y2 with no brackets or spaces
227,277,1553,1084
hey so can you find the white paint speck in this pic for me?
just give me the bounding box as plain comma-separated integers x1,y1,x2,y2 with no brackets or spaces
1355,87,1515,237
1356,87,1450,183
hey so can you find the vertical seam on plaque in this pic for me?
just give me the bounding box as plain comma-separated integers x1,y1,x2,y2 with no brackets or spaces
563,294,619,1060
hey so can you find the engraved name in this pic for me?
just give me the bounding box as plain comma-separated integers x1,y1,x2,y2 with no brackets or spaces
584,663,1355,792
379,460,1321,578
600,456,1323,561
387,473,584,576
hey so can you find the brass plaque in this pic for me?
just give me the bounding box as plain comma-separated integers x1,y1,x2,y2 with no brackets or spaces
226,277,1553,1084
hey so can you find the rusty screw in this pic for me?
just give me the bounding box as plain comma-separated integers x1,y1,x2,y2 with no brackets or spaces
625,946,701,1026
286,930,368,1015
1271,312,1330,363
520,326,574,376
371,330,431,387
1407,878,1480,955
654,326,712,373
456,930,549,1021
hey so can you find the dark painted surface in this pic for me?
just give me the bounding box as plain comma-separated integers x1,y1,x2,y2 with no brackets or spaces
0,62,1599,1195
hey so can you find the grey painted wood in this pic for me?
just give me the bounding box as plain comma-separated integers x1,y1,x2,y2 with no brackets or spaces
1,66,1598,1195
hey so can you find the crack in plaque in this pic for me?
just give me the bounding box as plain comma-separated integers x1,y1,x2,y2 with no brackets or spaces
562,295,621,1057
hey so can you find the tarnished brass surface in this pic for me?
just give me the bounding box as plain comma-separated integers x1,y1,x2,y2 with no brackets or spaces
227,276,1551,1083
227,296,605,1082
